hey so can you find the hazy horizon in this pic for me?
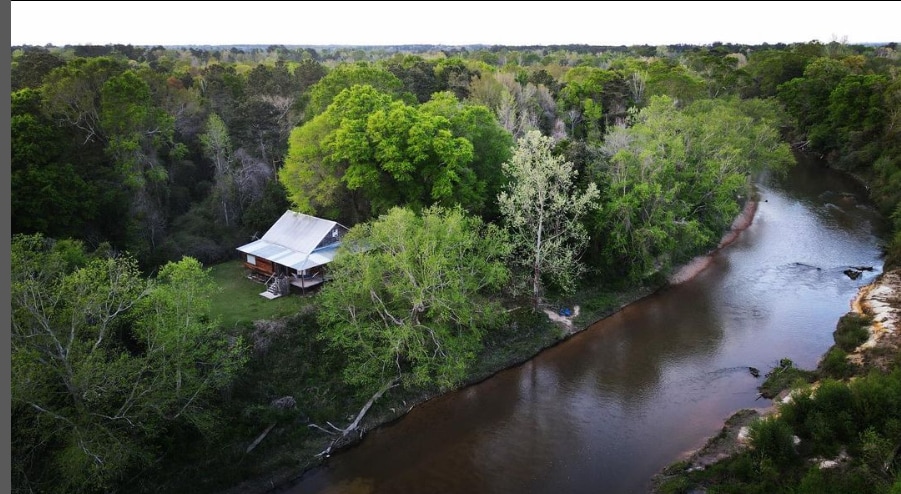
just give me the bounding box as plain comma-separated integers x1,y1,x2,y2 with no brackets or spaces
12,1,899,48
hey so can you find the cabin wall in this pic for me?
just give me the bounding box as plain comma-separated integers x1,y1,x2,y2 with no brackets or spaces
243,254,275,276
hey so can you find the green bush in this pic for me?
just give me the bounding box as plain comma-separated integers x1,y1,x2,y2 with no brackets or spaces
759,357,816,399
796,467,890,494
749,416,798,467
850,368,901,434
834,312,872,352
655,476,691,494
820,347,855,379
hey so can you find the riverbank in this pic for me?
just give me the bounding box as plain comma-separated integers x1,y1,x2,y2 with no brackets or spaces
849,269,901,371
216,201,756,493
651,267,901,492
668,195,758,285
221,282,662,494
217,196,765,494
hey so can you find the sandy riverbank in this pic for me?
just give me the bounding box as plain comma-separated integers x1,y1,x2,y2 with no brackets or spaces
653,267,901,490
668,198,758,285
848,269,901,370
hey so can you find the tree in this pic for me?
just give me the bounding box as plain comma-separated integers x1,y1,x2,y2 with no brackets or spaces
240,61,304,168
11,48,65,90
742,48,813,98
200,113,237,226
304,63,405,118
777,57,851,148
421,92,514,220
280,85,496,223
383,54,441,103
594,96,792,279
318,207,510,391
280,84,395,223
99,70,177,257
433,57,479,100
343,97,475,213
498,130,600,305
12,88,108,238
644,60,706,106
197,63,245,125
11,235,246,492
825,73,889,168
559,66,630,138
100,70,175,188
468,72,557,139
42,56,128,143
292,58,328,94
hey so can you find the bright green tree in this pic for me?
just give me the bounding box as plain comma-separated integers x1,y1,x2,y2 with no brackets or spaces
280,84,395,223
281,85,505,222
318,206,510,391
305,63,405,118
421,91,514,219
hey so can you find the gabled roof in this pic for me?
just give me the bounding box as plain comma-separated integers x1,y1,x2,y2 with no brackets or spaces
236,211,348,271
261,210,341,253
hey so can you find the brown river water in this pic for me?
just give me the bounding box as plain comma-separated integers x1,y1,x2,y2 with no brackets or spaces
277,157,886,494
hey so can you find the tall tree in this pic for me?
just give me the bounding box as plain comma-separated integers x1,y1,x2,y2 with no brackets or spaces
421,91,514,219
280,84,395,223
383,54,441,103
281,86,497,222
200,113,237,226
100,70,177,257
318,206,510,390
777,57,851,148
12,88,111,238
559,66,630,138
197,63,245,126
498,130,600,305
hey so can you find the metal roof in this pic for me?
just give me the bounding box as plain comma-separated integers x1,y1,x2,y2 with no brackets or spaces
236,211,347,271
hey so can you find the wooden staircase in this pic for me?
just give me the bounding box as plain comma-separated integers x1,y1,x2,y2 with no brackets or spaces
259,274,283,299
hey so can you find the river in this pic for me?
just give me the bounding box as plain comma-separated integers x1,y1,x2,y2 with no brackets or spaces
279,157,886,494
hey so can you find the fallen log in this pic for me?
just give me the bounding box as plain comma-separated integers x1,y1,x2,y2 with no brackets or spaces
310,378,399,458
246,422,277,453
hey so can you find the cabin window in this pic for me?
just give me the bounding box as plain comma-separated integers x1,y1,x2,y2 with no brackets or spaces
246,255,256,265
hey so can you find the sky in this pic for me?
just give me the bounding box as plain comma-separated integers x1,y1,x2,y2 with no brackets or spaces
10,1,900,47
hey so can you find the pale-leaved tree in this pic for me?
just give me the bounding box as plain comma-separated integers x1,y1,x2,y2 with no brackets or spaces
498,130,600,306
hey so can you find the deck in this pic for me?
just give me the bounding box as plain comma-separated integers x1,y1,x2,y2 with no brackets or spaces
289,274,324,290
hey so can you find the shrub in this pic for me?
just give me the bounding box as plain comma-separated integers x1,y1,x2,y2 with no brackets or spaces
820,347,855,379
834,312,872,352
749,416,798,467
759,357,816,399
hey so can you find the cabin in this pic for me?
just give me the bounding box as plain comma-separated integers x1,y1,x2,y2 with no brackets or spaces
236,211,349,298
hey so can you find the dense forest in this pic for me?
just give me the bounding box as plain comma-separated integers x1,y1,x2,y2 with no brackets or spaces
11,40,901,493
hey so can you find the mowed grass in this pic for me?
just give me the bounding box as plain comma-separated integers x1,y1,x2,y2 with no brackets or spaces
207,259,313,328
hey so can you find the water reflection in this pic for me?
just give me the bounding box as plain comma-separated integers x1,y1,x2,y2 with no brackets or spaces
282,157,885,494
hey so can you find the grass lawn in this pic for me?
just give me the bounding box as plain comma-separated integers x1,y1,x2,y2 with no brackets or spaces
207,259,313,328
